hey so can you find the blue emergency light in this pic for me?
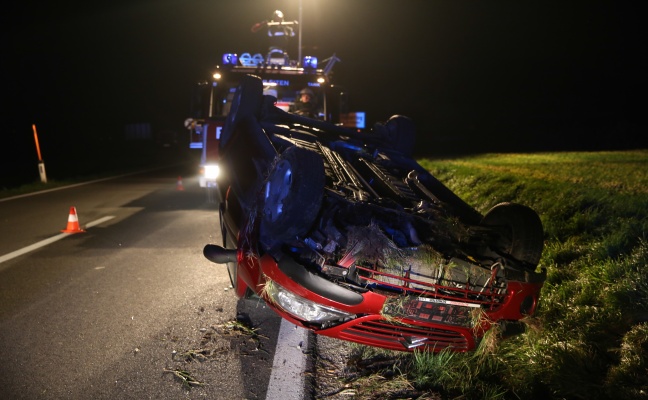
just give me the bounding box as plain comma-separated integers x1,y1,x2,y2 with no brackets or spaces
303,56,318,69
222,53,238,65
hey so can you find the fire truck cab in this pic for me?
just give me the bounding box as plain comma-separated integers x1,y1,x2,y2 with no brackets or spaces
186,52,364,193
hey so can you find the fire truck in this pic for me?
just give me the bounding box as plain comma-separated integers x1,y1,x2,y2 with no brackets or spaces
185,51,364,196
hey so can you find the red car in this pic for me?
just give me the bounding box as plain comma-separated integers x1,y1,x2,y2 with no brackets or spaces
204,74,546,352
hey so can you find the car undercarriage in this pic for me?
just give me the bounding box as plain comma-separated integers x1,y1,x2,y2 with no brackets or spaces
204,74,546,352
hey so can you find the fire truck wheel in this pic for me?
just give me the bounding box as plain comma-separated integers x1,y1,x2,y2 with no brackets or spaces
385,115,416,156
481,202,544,269
260,146,325,246
221,74,263,148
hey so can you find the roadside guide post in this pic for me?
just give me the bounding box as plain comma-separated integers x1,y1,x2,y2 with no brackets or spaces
32,124,47,183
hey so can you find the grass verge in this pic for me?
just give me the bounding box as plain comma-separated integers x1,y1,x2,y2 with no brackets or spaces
341,150,648,400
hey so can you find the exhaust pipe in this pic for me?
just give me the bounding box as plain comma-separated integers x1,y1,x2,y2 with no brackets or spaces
203,244,238,264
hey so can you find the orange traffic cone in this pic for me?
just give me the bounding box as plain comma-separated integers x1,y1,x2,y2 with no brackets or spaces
61,206,86,233
176,176,185,191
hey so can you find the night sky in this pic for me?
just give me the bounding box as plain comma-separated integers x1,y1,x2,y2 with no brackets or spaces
3,0,646,187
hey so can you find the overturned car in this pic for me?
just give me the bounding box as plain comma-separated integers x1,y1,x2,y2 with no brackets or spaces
204,74,546,352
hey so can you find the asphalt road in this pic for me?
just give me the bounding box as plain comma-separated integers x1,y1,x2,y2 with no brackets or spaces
0,167,293,399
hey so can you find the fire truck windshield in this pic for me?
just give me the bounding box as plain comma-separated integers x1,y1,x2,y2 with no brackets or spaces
211,74,325,120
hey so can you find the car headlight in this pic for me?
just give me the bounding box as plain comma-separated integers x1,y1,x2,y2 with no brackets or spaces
264,281,355,327
204,164,220,180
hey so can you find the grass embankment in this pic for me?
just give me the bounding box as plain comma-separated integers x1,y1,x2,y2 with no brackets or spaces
344,150,648,400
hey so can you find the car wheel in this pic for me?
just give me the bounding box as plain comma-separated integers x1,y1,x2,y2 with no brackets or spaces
385,115,416,156
260,146,325,246
219,203,236,287
481,202,544,269
219,203,252,298
220,74,263,148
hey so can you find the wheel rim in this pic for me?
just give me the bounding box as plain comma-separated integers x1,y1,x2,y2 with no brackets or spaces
263,160,293,222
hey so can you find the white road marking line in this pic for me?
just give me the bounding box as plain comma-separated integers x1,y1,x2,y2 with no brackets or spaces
265,319,309,400
0,216,115,267
0,165,172,203
85,216,115,228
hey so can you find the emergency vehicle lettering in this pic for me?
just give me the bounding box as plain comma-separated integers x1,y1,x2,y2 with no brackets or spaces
263,79,290,87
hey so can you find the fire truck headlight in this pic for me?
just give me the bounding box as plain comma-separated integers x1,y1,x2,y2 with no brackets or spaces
264,281,354,325
204,164,220,180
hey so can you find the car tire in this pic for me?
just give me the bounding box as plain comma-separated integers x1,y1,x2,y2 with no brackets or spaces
385,115,416,156
219,203,253,298
220,74,263,149
260,146,325,246
481,202,544,268
219,203,237,288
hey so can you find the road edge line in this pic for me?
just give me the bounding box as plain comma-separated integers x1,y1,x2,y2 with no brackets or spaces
265,318,310,400
0,216,115,268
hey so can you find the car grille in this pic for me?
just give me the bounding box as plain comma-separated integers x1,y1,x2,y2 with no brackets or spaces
339,318,470,351
354,259,508,309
